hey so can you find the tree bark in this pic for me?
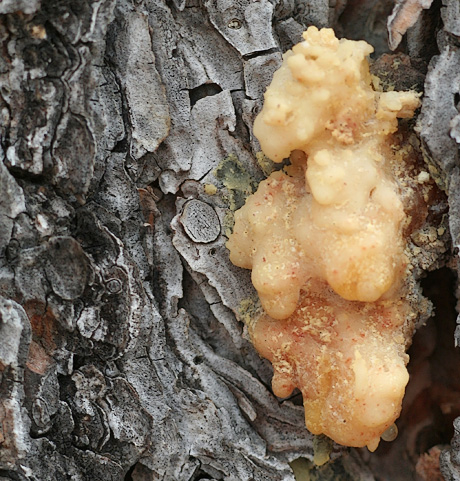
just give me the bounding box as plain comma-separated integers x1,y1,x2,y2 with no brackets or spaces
0,1,458,480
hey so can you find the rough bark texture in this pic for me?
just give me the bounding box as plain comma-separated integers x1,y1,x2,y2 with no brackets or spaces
0,0,458,480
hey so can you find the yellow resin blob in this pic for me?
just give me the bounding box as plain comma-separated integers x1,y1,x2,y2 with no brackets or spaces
226,26,422,451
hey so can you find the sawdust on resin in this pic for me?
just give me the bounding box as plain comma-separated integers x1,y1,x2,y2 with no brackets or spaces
226,26,424,451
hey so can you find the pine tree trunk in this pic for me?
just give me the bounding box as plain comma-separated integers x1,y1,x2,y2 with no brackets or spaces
0,1,458,480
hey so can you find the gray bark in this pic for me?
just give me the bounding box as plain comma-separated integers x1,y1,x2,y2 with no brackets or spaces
0,0,458,480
